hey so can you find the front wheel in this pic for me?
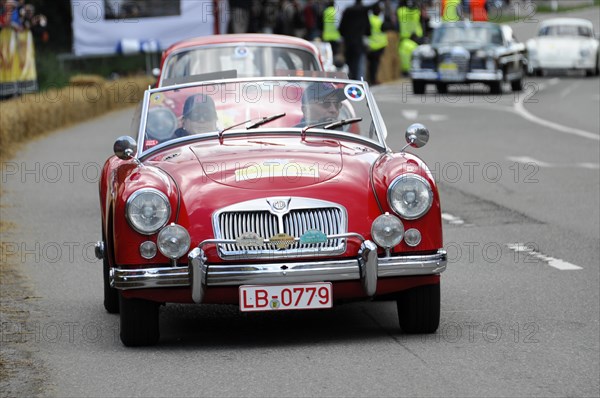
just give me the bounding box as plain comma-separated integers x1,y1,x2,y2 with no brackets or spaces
488,81,502,95
119,295,160,346
435,83,448,94
511,78,523,92
412,80,426,94
102,238,119,314
397,284,440,334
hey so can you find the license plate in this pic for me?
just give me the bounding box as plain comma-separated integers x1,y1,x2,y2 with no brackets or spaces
239,282,332,312
439,62,458,71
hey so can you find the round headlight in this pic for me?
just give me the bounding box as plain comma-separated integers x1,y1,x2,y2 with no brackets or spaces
126,189,171,234
371,213,404,249
157,224,191,259
387,174,433,220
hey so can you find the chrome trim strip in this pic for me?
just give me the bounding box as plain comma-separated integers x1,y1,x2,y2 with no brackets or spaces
378,250,447,277
465,71,503,81
111,249,447,300
410,71,438,79
110,267,190,289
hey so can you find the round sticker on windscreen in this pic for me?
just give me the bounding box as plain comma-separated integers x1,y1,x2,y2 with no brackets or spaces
344,84,365,101
234,46,249,58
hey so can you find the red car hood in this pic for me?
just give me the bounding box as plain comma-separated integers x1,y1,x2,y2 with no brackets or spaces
188,136,344,190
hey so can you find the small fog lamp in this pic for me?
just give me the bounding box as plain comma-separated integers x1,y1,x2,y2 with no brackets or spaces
404,228,422,247
140,241,157,259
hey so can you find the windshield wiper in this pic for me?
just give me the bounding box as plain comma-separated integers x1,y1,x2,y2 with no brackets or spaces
300,117,362,140
218,112,286,143
246,112,286,129
324,117,362,130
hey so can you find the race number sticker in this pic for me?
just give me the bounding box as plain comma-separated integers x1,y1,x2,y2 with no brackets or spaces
344,84,365,101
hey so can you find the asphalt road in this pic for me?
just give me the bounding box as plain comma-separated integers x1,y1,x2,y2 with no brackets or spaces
1,7,599,398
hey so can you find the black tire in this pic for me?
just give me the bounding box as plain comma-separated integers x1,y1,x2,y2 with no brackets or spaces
488,81,502,95
435,83,448,94
102,237,119,314
119,295,160,346
397,284,440,334
412,80,426,94
511,78,523,92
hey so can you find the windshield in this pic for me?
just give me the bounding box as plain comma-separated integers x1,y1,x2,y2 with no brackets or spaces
140,78,383,152
162,45,321,82
432,24,504,46
538,24,593,37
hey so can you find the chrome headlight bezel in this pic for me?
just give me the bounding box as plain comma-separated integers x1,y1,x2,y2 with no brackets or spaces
125,188,171,235
387,174,434,220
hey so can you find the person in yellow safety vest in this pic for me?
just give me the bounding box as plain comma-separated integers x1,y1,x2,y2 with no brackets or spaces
367,3,388,85
399,34,419,74
397,0,423,74
322,1,341,56
442,0,462,22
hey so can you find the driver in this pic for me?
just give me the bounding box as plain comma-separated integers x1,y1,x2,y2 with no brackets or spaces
174,93,218,137
296,82,346,127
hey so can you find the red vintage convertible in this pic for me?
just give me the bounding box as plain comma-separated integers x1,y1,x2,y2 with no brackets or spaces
155,33,324,87
96,75,447,346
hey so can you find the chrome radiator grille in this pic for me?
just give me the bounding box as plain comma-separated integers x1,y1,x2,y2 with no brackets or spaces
213,197,347,259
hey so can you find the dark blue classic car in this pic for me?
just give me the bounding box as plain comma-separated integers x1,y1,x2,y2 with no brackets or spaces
410,22,527,94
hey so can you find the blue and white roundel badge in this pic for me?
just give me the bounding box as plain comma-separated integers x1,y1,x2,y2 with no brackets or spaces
234,46,249,58
344,84,365,101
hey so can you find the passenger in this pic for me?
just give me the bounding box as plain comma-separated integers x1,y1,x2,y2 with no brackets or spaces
174,93,218,137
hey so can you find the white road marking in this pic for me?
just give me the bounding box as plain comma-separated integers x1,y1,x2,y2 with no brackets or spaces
578,162,600,170
513,99,599,141
507,243,583,270
559,81,579,99
507,156,552,167
548,78,561,86
442,213,466,225
429,114,449,122
507,156,600,169
402,109,448,122
402,110,419,120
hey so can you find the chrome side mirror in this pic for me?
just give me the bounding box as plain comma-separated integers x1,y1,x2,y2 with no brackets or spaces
114,136,138,160
152,68,161,77
405,123,429,148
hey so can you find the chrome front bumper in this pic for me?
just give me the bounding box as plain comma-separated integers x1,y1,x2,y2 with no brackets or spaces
110,241,447,303
411,70,503,82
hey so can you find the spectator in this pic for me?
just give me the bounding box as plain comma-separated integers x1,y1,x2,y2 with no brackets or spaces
274,0,303,37
20,4,48,42
0,0,22,31
303,0,319,41
367,3,387,85
397,0,423,75
227,0,251,33
339,0,372,80
321,1,341,56
260,0,279,34
376,0,401,83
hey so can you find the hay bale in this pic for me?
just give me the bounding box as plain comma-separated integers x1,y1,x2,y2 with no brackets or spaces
0,76,153,161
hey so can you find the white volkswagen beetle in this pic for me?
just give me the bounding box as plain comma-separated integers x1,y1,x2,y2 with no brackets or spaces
527,18,599,77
